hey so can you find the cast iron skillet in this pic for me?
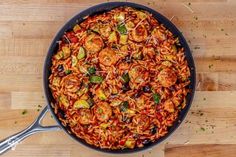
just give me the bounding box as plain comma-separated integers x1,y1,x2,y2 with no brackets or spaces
0,2,196,154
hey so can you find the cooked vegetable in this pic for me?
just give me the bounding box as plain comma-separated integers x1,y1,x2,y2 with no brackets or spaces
110,100,122,107
136,11,147,20
65,70,71,75
96,88,107,100
62,46,71,59
78,67,86,74
74,100,90,109
126,109,135,114
119,34,128,45
120,101,129,112
114,12,125,22
125,138,135,148
172,45,177,53
162,61,172,67
100,123,110,129
153,93,160,104
73,24,81,33
55,51,64,60
88,67,96,75
89,75,103,83
71,55,78,67
163,54,176,62
90,24,100,33
108,31,117,43
59,95,69,108
121,72,130,83
52,77,60,87
117,24,127,34
125,21,135,30
76,86,88,97
132,51,143,60
77,47,86,60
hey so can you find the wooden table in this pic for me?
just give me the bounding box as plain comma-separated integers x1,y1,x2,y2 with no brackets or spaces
0,0,236,157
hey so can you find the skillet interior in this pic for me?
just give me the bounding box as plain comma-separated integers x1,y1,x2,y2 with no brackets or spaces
43,2,196,154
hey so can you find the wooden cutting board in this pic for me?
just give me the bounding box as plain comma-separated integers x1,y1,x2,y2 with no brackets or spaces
0,0,236,157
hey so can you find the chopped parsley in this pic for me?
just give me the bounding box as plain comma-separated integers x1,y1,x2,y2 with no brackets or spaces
22,109,27,115
200,127,205,131
65,69,71,75
208,64,214,69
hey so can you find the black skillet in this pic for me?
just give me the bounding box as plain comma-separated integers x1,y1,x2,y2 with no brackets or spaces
0,2,196,154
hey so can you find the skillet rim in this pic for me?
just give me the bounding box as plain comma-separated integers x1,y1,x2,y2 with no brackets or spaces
43,1,196,154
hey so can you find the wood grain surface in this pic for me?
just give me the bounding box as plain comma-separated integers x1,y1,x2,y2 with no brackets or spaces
0,0,236,157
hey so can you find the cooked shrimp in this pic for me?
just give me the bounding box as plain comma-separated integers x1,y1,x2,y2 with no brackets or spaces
77,109,93,125
136,95,148,110
84,33,104,53
143,46,156,58
128,65,147,84
94,102,112,122
157,68,177,87
100,24,111,38
98,48,117,66
132,114,150,132
163,99,175,113
63,75,81,93
130,24,148,42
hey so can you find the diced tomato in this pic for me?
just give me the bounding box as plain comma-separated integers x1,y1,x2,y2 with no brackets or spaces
119,140,125,145
70,37,78,43
156,113,163,122
66,32,78,43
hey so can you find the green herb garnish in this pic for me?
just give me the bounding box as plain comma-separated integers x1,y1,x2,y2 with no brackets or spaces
117,24,127,34
88,67,96,75
153,93,160,104
65,70,71,75
89,75,103,84
121,73,130,83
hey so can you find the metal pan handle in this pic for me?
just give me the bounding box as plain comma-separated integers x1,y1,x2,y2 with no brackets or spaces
0,106,61,155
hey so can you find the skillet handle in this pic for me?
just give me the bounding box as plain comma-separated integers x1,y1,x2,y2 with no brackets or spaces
0,106,61,155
